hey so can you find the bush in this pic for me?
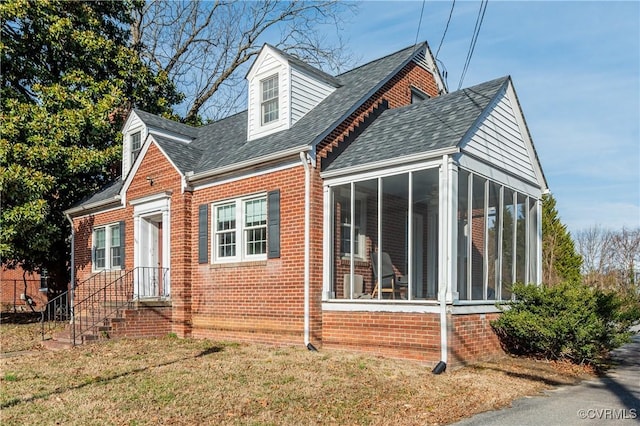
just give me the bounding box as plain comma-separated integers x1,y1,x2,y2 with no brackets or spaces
491,282,640,365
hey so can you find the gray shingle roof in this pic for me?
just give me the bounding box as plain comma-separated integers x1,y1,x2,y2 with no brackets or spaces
323,76,510,172
187,43,426,175
70,178,123,210
132,109,198,138
271,45,342,88
153,134,204,174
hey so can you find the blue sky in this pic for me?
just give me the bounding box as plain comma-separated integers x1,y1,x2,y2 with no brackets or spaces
327,0,639,234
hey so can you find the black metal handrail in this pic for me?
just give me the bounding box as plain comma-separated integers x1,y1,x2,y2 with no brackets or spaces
40,290,70,340
71,267,169,345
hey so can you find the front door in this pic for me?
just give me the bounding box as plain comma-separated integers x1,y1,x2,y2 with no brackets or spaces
137,215,161,297
132,194,171,299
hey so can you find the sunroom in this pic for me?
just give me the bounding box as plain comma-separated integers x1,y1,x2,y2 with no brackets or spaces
320,76,546,307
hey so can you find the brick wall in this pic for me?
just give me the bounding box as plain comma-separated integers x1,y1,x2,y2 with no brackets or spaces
109,305,173,339
0,266,45,311
190,164,310,345
322,310,441,362
448,312,503,366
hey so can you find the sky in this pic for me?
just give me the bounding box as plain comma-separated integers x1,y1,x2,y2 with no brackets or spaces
320,0,639,234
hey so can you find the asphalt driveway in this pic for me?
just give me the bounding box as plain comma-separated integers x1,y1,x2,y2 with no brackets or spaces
453,331,640,425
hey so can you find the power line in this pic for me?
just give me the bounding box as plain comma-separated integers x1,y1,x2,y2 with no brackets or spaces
435,0,456,59
414,0,426,46
458,0,488,90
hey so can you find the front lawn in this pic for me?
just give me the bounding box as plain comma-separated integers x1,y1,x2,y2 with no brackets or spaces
0,328,593,425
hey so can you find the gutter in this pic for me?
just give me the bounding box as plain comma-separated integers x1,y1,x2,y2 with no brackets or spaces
187,145,309,183
320,147,460,179
64,195,122,216
300,152,312,348
65,213,75,323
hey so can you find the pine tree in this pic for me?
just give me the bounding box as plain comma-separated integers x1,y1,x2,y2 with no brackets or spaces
541,193,583,285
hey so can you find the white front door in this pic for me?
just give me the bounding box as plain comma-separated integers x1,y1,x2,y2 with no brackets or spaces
137,215,160,297
132,193,171,299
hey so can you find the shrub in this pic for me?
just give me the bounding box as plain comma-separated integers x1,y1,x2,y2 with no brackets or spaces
491,282,640,365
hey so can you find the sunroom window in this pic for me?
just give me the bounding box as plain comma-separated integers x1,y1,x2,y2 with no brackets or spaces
456,170,539,301
330,168,439,301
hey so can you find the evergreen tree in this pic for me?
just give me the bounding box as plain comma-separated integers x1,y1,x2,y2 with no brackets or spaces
0,0,181,290
541,193,583,285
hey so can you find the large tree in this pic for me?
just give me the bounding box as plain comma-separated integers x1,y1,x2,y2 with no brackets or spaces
0,0,180,290
132,0,355,123
541,193,583,285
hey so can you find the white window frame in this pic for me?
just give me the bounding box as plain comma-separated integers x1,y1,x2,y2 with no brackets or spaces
130,130,142,165
93,223,122,271
212,195,268,263
261,74,279,126
340,191,367,261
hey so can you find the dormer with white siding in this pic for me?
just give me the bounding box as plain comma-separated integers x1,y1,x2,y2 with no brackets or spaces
246,44,340,141
121,109,197,179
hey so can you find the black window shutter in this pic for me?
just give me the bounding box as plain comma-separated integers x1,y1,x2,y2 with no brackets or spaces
267,190,280,259
119,221,126,267
198,204,209,264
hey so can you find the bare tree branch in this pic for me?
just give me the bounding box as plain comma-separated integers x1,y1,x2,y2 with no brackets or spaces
133,0,356,123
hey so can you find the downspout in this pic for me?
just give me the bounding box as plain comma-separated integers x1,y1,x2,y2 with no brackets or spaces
299,152,312,348
433,154,451,374
65,213,75,323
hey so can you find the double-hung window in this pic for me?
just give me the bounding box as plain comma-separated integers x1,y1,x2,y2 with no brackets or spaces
93,223,123,270
214,196,267,262
130,131,142,164
261,75,279,125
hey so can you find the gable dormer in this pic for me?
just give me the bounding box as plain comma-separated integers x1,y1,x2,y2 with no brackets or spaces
246,44,339,141
121,110,148,180
121,109,196,179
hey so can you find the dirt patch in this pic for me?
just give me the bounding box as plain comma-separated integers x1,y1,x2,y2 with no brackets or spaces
0,324,594,425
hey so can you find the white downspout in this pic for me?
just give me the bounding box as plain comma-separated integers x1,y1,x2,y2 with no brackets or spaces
439,155,449,366
65,213,75,322
300,152,311,347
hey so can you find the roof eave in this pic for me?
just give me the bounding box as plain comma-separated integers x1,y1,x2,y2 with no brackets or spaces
187,145,310,183
64,195,122,217
321,146,460,179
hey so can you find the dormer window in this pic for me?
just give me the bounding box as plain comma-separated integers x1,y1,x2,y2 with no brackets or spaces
261,75,279,125
130,131,141,164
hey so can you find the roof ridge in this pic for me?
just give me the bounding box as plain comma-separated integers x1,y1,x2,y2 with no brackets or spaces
336,42,426,77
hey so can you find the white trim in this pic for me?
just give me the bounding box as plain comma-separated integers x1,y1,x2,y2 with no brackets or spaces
320,147,459,179
456,154,542,197
130,191,173,207
323,159,444,187
450,304,502,314
147,127,193,144
190,160,300,191
322,301,441,313
65,197,122,216
322,185,332,300
300,152,311,346
91,222,123,272
187,146,308,182
211,194,268,264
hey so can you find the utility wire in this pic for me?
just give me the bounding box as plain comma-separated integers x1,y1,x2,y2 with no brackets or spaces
458,0,488,90
435,0,456,59
414,0,426,46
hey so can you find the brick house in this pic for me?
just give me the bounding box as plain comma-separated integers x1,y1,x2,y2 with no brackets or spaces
65,42,547,366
